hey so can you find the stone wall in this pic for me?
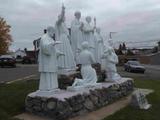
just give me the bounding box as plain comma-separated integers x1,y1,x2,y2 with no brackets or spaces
25,79,134,120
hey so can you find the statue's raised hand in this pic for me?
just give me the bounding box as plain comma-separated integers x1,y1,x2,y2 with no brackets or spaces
62,4,65,11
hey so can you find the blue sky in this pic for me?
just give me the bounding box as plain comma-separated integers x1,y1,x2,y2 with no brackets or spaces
1,0,160,50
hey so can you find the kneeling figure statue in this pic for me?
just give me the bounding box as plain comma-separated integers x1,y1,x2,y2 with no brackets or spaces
69,41,98,90
102,45,121,82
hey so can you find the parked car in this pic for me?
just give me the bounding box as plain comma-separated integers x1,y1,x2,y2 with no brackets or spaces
124,61,145,73
22,56,35,64
0,55,16,68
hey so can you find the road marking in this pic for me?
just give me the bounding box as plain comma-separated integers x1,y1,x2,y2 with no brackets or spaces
6,74,37,84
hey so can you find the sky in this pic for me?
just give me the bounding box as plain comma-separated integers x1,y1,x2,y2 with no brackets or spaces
1,0,160,51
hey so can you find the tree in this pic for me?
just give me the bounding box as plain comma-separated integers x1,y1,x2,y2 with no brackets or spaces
152,46,158,53
158,41,160,47
116,44,123,55
0,17,12,55
122,42,126,50
119,44,122,51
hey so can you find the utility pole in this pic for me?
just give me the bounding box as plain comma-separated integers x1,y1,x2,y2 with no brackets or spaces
108,32,117,47
109,32,117,39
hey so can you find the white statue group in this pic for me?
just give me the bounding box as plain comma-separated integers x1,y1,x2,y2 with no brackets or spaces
38,5,121,92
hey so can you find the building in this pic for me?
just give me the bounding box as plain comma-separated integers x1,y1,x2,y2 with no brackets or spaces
140,52,160,65
14,49,26,59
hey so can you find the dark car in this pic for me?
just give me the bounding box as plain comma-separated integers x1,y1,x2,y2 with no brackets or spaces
22,56,35,64
0,55,16,68
124,61,145,73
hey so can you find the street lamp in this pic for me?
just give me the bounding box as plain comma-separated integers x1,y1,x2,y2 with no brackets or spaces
109,32,117,39
109,32,117,47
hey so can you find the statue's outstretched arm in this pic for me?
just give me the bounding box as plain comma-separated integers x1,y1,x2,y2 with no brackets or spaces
56,5,65,25
61,5,65,19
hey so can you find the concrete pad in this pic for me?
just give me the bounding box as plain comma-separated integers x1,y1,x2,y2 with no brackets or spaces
134,88,154,95
15,88,153,120
15,113,52,120
27,78,132,101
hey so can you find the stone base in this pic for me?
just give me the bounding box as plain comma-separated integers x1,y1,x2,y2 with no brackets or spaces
58,71,81,89
34,89,60,96
25,78,134,120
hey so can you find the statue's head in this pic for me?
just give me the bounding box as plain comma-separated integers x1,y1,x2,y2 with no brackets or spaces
81,41,89,50
96,28,101,34
47,26,55,38
85,16,91,23
74,11,81,20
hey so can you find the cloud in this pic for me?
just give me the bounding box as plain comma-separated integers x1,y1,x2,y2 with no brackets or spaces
0,0,160,50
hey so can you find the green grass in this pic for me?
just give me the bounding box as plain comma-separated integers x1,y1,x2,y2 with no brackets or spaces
0,80,38,120
0,78,160,120
103,79,160,120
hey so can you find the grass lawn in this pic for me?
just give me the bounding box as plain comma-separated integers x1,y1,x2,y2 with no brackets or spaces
103,79,160,120
0,80,38,120
0,78,160,120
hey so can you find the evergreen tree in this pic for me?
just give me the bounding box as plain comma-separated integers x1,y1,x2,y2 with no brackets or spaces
122,42,126,50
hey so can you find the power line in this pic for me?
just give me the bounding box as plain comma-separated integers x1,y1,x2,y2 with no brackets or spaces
116,39,159,44
128,45,156,48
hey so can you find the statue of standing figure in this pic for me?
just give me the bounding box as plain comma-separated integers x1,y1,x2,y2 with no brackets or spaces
94,28,104,64
71,41,98,88
102,44,121,82
38,26,63,91
71,11,83,63
55,5,76,71
82,16,96,55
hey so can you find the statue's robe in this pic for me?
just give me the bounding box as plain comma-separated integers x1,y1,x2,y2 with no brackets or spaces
94,32,104,64
38,34,59,91
72,49,97,86
102,46,121,81
71,19,83,62
55,20,76,70
82,22,95,55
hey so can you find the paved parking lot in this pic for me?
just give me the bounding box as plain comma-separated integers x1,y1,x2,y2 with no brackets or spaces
0,64,159,83
118,65,160,80
0,64,38,83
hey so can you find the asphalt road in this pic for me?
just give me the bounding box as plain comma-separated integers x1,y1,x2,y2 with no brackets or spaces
0,64,159,83
0,64,38,83
118,65,160,80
